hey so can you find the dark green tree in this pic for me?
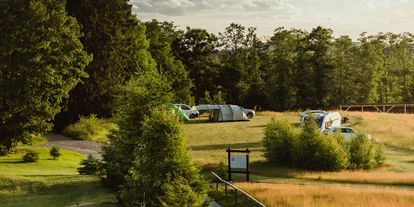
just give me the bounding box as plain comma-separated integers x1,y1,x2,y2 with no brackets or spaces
0,0,90,154
355,33,383,103
57,0,149,130
330,35,360,105
144,20,195,105
218,23,252,105
172,26,220,104
267,28,305,111
101,69,172,191
306,26,335,108
119,109,208,206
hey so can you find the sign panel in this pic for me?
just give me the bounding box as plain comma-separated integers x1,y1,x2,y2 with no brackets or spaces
230,155,247,169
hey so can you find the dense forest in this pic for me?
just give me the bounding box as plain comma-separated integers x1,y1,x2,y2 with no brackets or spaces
1,0,414,148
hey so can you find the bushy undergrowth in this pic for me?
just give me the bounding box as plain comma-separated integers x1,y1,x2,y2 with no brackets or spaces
62,114,117,142
262,118,296,166
22,150,39,163
262,115,385,171
77,154,101,175
49,146,62,159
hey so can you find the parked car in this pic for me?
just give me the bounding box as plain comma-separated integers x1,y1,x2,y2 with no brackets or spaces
323,126,372,140
174,104,199,119
241,107,255,119
299,110,327,122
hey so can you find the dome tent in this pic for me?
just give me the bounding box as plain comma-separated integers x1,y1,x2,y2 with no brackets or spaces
195,104,249,122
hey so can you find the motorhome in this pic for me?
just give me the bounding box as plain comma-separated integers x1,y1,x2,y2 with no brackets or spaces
315,112,342,132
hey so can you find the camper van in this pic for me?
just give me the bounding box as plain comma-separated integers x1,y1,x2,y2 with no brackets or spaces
315,112,342,132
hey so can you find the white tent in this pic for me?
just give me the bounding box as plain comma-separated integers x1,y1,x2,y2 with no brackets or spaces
195,104,249,122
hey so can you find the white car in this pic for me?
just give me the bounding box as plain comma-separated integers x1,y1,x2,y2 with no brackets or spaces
174,104,199,119
241,107,255,119
323,126,372,140
299,110,327,122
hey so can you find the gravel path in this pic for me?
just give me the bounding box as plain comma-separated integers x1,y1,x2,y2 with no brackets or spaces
39,134,103,159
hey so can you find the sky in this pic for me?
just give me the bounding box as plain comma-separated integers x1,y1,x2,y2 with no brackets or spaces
130,0,413,41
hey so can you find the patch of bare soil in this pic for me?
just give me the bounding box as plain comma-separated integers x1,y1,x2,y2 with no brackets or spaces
39,134,103,159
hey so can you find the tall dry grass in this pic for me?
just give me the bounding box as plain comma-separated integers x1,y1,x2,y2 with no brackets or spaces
346,112,414,150
187,111,414,206
235,182,414,207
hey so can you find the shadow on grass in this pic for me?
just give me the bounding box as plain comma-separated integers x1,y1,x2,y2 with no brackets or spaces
0,175,119,207
191,142,262,151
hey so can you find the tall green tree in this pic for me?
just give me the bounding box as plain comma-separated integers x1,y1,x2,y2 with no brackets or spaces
119,109,207,206
172,26,220,104
0,0,90,154
356,33,384,103
330,35,360,105
306,26,335,108
267,28,303,111
218,23,253,105
58,0,146,130
144,20,195,105
101,69,172,191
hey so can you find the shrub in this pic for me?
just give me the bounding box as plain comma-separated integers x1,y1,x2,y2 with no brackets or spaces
348,134,377,169
62,114,116,142
49,146,62,159
62,114,99,140
262,118,296,166
22,150,39,162
374,143,386,166
292,114,348,171
213,161,228,182
78,154,101,175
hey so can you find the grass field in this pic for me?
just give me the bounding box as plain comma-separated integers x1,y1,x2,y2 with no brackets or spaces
0,147,118,207
185,111,414,206
1,111,414,207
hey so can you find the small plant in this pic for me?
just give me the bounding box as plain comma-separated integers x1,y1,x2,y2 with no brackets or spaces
22,150,39,162
213,161,228,182
78,154,100,175
49,146,62,159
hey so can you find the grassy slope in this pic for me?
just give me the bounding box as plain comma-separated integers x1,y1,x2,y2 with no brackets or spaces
0,147,118,207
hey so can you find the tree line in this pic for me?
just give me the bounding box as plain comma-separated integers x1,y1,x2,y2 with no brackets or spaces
2,0,414,151
1,1,412,205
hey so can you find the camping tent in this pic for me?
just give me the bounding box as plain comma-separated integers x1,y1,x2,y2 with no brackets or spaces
163,103,190,121
196,104,249,122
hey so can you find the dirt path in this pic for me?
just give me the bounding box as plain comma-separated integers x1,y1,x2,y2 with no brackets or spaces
39,134,103,159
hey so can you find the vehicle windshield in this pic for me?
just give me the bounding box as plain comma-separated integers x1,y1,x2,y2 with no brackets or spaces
316,116,324,128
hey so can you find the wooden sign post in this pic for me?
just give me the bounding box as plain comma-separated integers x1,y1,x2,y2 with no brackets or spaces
227,148,251,182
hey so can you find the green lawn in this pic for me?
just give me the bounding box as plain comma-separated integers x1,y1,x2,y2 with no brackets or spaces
1,111,414,207
0,148,118,207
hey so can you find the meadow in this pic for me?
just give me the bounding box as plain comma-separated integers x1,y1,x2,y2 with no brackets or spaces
185,111,414,206
0,111,414,206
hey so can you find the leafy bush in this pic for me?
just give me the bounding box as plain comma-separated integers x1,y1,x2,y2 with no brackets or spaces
49,146,62,159
62,114,116,142
374,143,386,166
292,115,348,171
262,113,385,171
77,154,101,175
348,134,378,169
213,161,228,182
262,118,296,166
22,150,39,162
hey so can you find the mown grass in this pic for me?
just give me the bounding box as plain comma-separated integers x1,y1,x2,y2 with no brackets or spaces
0,147,118,207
